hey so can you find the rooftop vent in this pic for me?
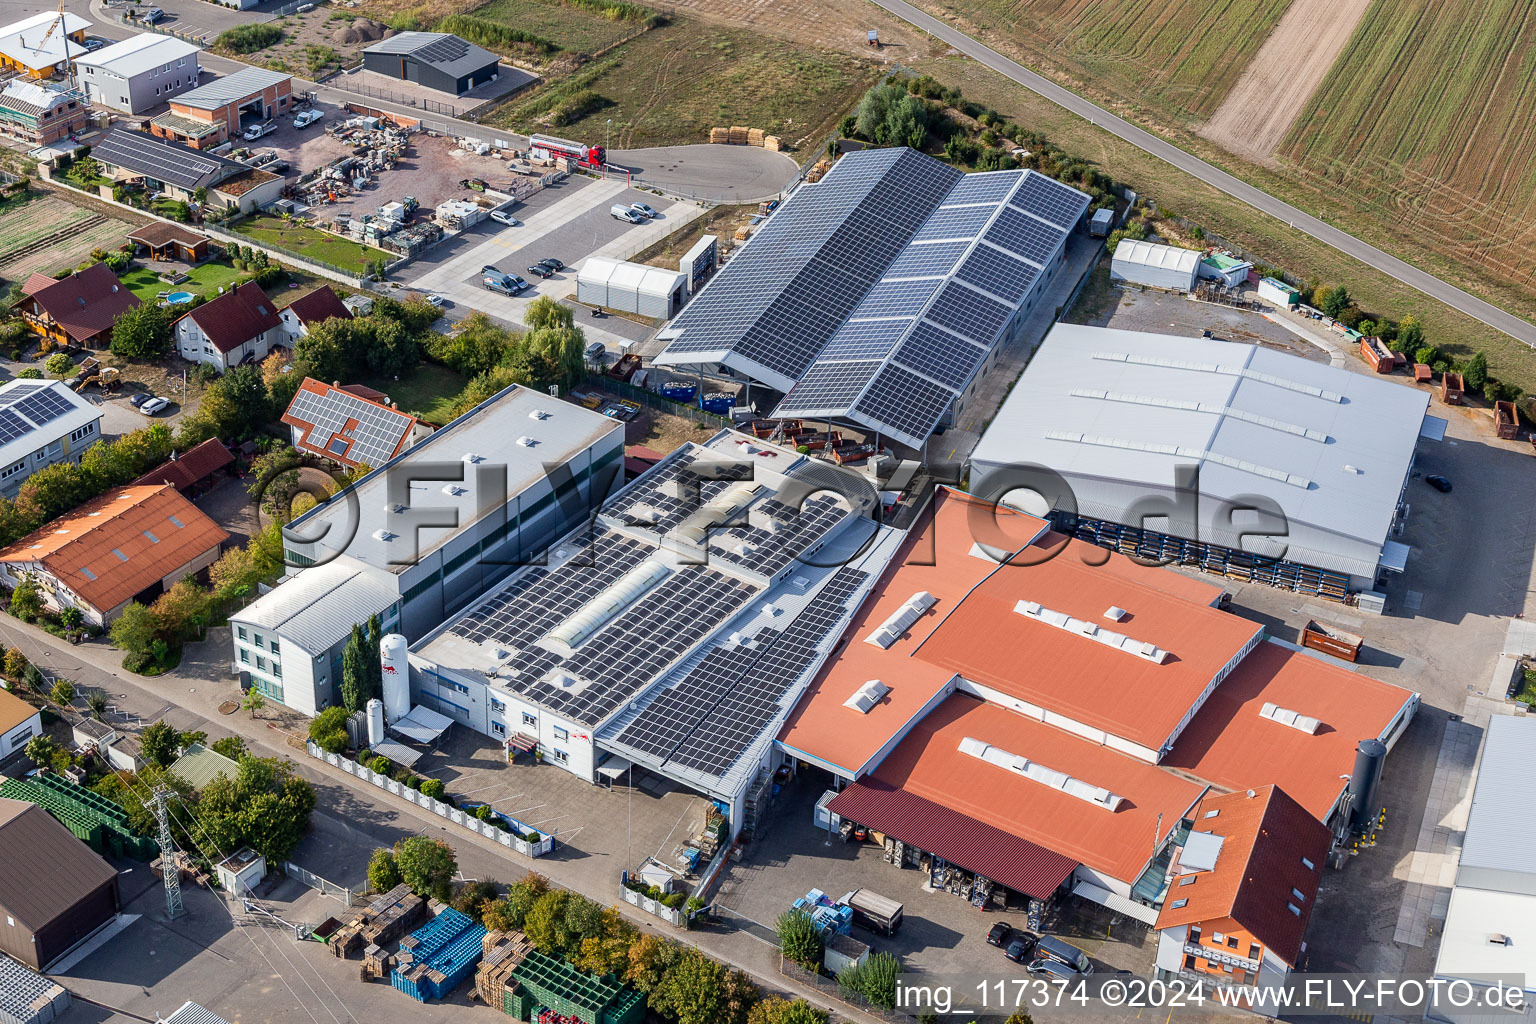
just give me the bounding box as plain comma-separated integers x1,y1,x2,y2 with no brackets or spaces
528,409,550,420
442,484,466,497
957,736,1124,810
388,503,408,514
843,679,890,714
864,591,937,649
1490,934,1512,947
517,436,537,447
372,529,397,542
1104,606,1127,622
1259,702,1321,734
1014,600,1170,664
462,452,485,464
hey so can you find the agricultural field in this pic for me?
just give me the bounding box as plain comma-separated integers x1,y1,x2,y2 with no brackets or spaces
487,17,878,150
1279,0,1536,294
0,195,134,285
466,0,648,54
230,214,390,276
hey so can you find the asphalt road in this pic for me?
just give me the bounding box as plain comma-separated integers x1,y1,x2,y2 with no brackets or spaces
866,0,1536,348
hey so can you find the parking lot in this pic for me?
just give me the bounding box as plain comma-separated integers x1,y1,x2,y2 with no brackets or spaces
400,174,708,334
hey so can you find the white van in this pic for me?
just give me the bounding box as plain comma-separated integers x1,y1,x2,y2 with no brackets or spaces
611,205,644,224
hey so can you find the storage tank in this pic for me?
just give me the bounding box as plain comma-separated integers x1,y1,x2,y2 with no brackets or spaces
366,698,385,746
1347,738,1387,833
381,634,409,723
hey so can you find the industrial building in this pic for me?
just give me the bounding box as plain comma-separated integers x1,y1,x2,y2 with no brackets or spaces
0,80,85,146
779,489,1418,922
0,11,89,79
1110,238,1201,291
1433,715,1536,1022
283,377,430,472
362,33,500,96
13,263,138,349
0,796,121,970
0,484,228,626
576,258,686,319
150,65,292,148
653,147,1090,450
280,383,623,641
0,379,103,498
410,430,898,836
74,34,202,114
969,325,1444,598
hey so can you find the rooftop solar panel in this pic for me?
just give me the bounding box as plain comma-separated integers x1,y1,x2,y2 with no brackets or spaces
884,239,972,279
1014,174,1090,228
0,409,29,444
776,359,884,413
925,281,1014,344
945,172,1021,203
11,388,74,427
854,363,958,441
912,204,996,242
287,387,414,469
956,243,1039,304
819,319,911,360
985,206,1064,266
893,322,989,390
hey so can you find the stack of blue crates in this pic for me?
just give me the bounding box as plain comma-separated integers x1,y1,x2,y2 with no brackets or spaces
391,908,487,1002
790,889,852,937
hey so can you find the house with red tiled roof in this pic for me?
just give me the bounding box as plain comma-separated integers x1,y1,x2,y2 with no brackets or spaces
278,285,352,344
173,281,284,372
11,263,139,347
1152,785,1330,996
281,378,429,471
0,484,228,626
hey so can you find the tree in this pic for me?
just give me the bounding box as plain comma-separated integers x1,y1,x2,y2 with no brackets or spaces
625,934,679,994
85,689,109,719
198,364,271,439
775,910,823,971
525,295,575,333
339,624,366,713
453,879,501,923
524,888,577,957
140,719,181,767
109,602,158,657
1462,351,1489,392
837,951,902,1010
884,93,928,150
854,82,905,142
365,614,383,701
109,301,175,359
241,687,267,719
59,606,83,631
308,705,349,753
651,945,750,1024
197,756,316,860
748,999,829,1024
486,873,548,932
1398,316,1424,352
1004,1014,1036,1024
211,735,247,760
1414,345,1439,368
49,678,76,707
574,906,637,976
395,837,456,901
24,733,57,768
8,575,43,621
368,847,402,892
524,324,587,387
44,353,72,377
1320,284,1351,319
3,646,25,682
149,578,213,643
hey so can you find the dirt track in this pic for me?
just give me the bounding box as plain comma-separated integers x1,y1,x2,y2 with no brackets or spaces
1198,0,1370,163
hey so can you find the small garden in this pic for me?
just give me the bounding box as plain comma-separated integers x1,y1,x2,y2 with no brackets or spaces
230,213,392,277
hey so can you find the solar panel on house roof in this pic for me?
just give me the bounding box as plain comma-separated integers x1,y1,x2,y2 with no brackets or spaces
93,130,234,190
11,388,74,427
287,386,413,469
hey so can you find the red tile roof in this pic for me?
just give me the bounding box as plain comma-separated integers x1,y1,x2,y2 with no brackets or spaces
828,777,1078,899
1154,785,1330,966
339,383,387,401
21,272,54,296
180,281,281,353
864,693,1208,883
1162,640,1417,820
0,484,229,613
282,285,353,328
20,263,139,344
281,377,416,471
130,437,234,492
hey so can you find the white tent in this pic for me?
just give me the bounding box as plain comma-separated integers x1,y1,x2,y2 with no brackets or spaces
577,257,686,319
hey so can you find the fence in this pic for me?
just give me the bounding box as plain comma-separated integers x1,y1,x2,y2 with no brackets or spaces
334,74,465,117
206,219,370,287
618,875,690,928
114,12,207,44
305,741,556,858
281,860,358,906
779,958,920,1024
585,375,732,431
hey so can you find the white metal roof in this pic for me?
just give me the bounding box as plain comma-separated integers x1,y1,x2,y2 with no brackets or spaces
285,384,620,574
578,256,684,298
231,554,398,654
0,380,101,475
174,66,288,109
1434,885,1536,990
163,1001,234,1024
970,325,1432,579
1111,239,1201,274
0,11,90,69
1458,715,1536,880
74,33,201,78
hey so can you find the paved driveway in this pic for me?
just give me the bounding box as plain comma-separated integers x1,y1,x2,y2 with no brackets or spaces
610,145,799,204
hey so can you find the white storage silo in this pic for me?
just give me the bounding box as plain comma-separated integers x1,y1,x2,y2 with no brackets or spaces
380,633,409,723
366,698,385,746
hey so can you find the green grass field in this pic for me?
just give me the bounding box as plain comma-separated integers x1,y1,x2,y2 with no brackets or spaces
1281,0,1536,292
929,0,1290,119
362,362,468,425
488,18,878,150
231,215,389,275
119,261,245,303
466,0,643,53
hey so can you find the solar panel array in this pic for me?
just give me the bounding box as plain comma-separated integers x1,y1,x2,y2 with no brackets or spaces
610,566,869,779
287,386,414,468
656,149,963,389
0,382,83,444
94,129,234,190
775,168,1090,447
9,388,74,427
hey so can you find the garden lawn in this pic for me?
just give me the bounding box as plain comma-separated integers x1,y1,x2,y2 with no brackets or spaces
360,362,467,425
119,261,246,303
231,214,388,276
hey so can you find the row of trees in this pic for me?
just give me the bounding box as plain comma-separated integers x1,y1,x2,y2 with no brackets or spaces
424,297,590,419
339,614,384,713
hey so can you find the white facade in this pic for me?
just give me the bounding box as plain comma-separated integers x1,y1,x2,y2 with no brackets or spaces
1110,239,1201,291
1257,277,1299,308
0,698,41,760
576,257,686,319
74,34,201,114
0,381,102,499
175,313,282,372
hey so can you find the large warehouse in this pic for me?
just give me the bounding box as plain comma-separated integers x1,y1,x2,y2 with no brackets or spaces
653,147,1090,450
362,33,500,96
969,325,1443,598
778,489,1419,922
410,430,899,835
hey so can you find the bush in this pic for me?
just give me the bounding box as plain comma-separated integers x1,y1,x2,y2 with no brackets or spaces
420,778,445,800
475,804,494,822
368,847,402,892
662,891,686,909
837,951,903,1010
44,352,72,377
435,14,557,54
214,22,283,53
369,755,392,775
308,706,349,754
15,368,41,380
776,910,823,971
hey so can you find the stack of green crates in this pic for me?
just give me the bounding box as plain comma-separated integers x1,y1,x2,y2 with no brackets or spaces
0,773,155,859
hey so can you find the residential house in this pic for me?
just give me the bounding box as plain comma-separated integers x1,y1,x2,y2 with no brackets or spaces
281,377,429,472
0,80,86,146
0,379,102,498
130,436,234,495
89,128,283,213
174,281,284,371
12,262,138,348
0,11,89,80
278,285,351,343
0,687,42,761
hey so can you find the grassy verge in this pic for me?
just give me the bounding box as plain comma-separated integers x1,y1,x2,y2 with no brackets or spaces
467,0,650,53
230,215,389,276
488,17,878,150
362,362,468,425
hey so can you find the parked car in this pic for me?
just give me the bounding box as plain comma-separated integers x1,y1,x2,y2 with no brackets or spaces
987,922,1015,948
242,122,275,141
141,7,165,23
1025,958,1081,980
1426,474,1453,493
425,294,446,308
1033,935,1093,975
1003,935,1039,965
81,37,107,51
584,341,606,362
139,396,169,416
630,202,658,219
534,257,565,272
525,264,556,279
610,205,644,224
489,210,520,226
129,392,152,408
292,109,324,129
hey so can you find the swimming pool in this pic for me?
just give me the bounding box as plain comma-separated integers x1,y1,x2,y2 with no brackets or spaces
165,291,194,304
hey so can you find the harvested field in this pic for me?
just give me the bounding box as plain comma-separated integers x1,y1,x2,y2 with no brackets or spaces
1280,0,1536,292
487,17,878,150
0,197,134,284
1199,0,1370,162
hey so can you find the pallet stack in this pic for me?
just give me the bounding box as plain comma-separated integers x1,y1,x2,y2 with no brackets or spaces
474,930,535,1006
330,884,427,959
